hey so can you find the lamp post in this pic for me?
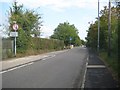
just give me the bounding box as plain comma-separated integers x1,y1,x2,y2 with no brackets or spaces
108,0,111,56
97,0,100,53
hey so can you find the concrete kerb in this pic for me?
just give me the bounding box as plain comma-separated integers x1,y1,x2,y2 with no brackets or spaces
1,49,69,72
81,54,89,89
1,55,49,72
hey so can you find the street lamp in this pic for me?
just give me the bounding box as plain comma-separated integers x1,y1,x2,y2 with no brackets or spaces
97,0,100,53
108,0,111,56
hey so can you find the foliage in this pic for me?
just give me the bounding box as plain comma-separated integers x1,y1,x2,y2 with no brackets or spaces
86,4,119,80
86,6,118,56
8,1,42,52
31,38,64,51
51,22,81,46
2,37,64,59
100,52,118,73
100,52,119,81
81,39,86,45
5,1,65,57
16,37,64,55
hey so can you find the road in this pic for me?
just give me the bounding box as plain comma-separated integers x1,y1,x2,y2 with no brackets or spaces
2,47,88,88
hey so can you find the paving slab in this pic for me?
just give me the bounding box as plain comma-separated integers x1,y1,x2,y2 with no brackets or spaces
84,49,118,88
85,68,117,88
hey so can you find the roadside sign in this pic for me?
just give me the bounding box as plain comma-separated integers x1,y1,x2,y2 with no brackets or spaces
13,23,19,30
10,32,18,37
12,22,18,57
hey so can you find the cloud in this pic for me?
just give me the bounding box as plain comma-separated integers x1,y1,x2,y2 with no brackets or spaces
0,0,13,3
40,25,54,38
23,0,112,11
0,0,111,12
17,0,86,11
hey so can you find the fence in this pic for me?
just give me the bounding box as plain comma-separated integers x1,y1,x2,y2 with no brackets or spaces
2,38,14,59
2,38,64,59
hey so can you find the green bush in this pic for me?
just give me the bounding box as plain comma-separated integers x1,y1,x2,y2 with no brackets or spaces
16,37,64,54
100,52,118,80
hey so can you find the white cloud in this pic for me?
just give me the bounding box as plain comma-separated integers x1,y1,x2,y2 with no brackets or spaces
0,0,111,12
40,25,54,38
21,0,112,11
0,0,13,3
17,0,86,11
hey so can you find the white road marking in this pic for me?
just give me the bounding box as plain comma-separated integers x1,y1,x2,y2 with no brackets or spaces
86,57,89,66
81,56,106,88
42,55,56,61
42,58,46,60
87,65,106,68
81,66,87,88
87,57,89,61
1,54,56,74
0,62,33,74
81,57,89,89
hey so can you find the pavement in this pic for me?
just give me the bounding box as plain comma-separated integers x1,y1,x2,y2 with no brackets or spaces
84,48,119,88
1,50,68,71
2,47,118,89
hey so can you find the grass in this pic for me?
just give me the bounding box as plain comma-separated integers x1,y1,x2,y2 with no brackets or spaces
2,48,64,60
16,49,56,58
99,51,119,82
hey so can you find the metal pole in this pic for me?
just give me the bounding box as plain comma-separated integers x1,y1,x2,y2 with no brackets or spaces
15,30,16,56
13,21,17,57
108,0,111,56
97,0,100,52
14,0,17,57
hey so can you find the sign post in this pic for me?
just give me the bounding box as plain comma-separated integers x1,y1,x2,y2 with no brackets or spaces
70,37,72,49
70,37,72,45
12,22,18,56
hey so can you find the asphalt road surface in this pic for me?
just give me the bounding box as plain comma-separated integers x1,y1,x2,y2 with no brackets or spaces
2,47,88,88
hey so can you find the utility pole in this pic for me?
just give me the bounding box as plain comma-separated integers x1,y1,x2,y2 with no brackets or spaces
12,0,18,57
97,0,100,53
108,0,111,56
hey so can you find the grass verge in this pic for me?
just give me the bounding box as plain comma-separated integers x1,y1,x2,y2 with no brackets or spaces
2,49,66,60
99,52,119,83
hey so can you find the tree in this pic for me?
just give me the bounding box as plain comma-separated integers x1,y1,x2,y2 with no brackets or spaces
116,1,120,58
8,1,42,52
51,22,81,46
86,5,118,56
81,39,86,45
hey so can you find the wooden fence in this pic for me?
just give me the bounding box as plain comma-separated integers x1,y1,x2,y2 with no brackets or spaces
2,38,14,59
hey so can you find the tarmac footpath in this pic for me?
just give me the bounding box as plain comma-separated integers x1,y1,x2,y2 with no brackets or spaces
83,49,118,89
1,50,68,72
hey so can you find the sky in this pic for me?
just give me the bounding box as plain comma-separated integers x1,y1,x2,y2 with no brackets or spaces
0,0,115,40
